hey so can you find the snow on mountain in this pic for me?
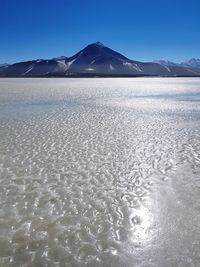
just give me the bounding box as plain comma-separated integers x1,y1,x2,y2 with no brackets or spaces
180,58,200,69
0,63,10,68
154,58,200,71
153,60,178,67
0,43,199,77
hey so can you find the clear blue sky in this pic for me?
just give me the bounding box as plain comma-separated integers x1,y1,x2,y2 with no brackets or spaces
0,0,199,63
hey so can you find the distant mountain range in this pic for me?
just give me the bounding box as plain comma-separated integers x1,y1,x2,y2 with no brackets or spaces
0,42,200,77
154,58,200,70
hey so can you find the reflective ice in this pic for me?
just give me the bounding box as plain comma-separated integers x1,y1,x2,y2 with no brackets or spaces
0,78,200,266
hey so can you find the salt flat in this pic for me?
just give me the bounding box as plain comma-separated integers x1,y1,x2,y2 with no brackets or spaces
0,78,200,267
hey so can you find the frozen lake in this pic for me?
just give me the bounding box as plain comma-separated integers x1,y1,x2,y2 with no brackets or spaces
0,78,200,267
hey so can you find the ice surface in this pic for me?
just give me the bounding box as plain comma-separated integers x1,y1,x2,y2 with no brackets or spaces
0,78,200,266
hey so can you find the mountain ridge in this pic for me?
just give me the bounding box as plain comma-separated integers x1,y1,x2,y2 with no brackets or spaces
154,58,200,70
0,42,200,77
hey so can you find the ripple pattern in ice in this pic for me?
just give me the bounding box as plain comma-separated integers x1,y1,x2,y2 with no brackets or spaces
0,78,200,267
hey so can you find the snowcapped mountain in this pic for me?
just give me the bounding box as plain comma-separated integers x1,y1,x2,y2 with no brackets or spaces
0,63,9,67
154,58,200,72
63,42,144,75
180,58,200,69
153,60,178,67
0,43,199,77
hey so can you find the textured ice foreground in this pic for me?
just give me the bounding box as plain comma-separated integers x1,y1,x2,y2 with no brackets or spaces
0,78,200,267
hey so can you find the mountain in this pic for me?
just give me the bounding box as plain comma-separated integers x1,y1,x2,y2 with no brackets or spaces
153,60,178,67
0,42,200,77
154,58,200,72
63,42,145,75
180,58,200,69
0,63,9,67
